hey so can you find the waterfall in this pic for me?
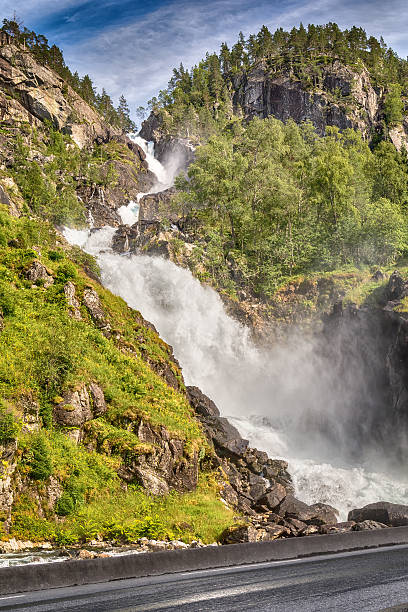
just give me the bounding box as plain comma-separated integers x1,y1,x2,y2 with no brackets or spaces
64,139,408,521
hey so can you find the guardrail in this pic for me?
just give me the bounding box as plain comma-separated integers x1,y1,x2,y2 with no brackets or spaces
2,526,408,596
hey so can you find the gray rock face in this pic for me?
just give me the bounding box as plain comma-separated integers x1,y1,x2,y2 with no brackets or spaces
232,60,387,142
64,282,82,320
140,112,196,172
54,385,93,428
348,502,408,527
25,261,54,288
139,188,179,223
117,420,199,494
88,382,107,417
186,384,340,542
83,287,111,335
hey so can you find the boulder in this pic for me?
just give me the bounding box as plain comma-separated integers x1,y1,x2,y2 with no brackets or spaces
88,382,107,416
308,503,339,525
64,282,82,320
348,502,408,527
278,495,338,525
25,261,54,288
257,483,287,510
220,524,258,544
83,287,111,335
187,386,220,417
132,467,170,496
385,271,408,303
53,385,93,427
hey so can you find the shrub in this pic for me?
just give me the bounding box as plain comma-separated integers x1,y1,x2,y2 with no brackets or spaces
28,435,53,480
55,491,75,516
0,408,18,443
0,281,16,316
48,249,64,262
56,261,77,282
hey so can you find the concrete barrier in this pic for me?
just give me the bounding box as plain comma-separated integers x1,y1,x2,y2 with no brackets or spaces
2,526,408,596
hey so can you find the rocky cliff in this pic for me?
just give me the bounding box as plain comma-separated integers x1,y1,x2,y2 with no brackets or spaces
0,40,155,228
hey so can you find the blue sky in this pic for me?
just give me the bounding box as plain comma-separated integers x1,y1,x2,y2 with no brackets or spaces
1,0,408,123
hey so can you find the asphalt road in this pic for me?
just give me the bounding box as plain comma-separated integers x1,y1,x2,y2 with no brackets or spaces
1,545,408,612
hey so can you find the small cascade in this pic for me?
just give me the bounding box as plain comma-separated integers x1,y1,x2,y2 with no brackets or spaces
116,135,170,227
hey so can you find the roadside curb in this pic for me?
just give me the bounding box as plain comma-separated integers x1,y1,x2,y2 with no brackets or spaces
2,526,408,596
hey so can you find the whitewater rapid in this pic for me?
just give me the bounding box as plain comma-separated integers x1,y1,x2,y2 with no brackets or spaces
64,137,408,520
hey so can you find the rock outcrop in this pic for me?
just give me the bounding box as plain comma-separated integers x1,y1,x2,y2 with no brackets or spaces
232,60,386,141
187,386,339,541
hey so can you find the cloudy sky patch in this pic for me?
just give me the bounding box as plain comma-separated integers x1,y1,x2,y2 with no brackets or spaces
0,0,407,119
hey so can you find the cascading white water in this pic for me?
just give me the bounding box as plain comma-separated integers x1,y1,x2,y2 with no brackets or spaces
116,136,173,227
64,139,408,521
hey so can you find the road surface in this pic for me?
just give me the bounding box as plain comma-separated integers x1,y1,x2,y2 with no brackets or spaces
1,545,408,611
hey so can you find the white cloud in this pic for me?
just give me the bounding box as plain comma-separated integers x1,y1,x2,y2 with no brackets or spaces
63,0,408,116
2,0,408,117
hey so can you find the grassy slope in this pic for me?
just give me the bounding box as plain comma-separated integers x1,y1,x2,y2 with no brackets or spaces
0,205,234,545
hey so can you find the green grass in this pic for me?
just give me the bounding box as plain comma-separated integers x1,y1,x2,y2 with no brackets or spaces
0,202,232,544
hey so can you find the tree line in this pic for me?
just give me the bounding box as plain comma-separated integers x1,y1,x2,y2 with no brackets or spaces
176,117,408,296
144,23,408,139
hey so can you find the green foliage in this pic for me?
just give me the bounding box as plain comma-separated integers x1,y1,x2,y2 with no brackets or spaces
178,117,408,296
27,434,53,480
384,84,404,126
56,261,77,282
10,473,234,545
55,491,75,516
0,407,18,443
0,281,16,316
151,23,408,140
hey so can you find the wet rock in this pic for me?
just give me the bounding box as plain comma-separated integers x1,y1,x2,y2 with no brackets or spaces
139,188,180,223
186,386,220,417
352,520,388,531
64,282,82,320
348,502,408,527
187,386,248,458
25,261,54,288
78,549,98,559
